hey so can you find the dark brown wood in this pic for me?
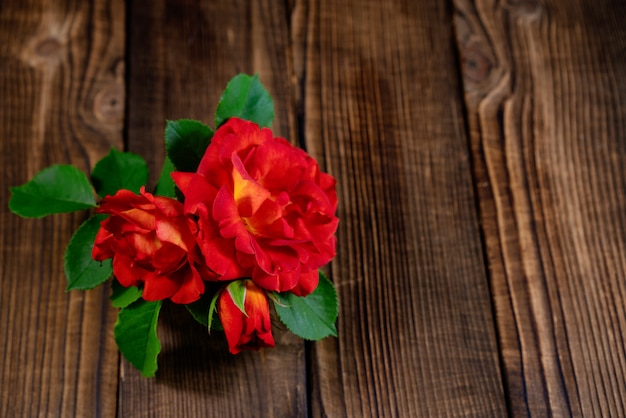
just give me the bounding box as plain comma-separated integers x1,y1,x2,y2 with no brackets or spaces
297,0,508,416
120,1,307,417
3,0,626,416
453,0,626,415
0,0,124,416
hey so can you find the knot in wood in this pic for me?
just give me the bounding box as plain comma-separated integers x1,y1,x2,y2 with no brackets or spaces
461,46,493,83
94,84,124,123
34,37,63,58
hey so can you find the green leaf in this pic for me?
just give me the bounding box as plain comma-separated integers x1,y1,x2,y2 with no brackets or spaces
267,291,288,307
214,74,274,129
154,155,176,198
110,279,142,309
164,119,213,172
207,290,221,331
226,280,248,316
274,271,339,340
9,164,96,218
91,148,148,197
185,291,212,327
65,214,112,291
114,299,162,378
185,289,222,332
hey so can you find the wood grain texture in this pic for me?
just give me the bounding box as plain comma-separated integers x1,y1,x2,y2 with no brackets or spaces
296,0,508,416
453,0,626,415
121,1,306,416
4,0,625,416
0,0,124,417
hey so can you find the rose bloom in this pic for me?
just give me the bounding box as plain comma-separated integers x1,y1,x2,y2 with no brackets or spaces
173,117,338,296
92,187,210,304
218,280,274,354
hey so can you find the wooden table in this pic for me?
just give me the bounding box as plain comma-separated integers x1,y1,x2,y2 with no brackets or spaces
1,1,625,416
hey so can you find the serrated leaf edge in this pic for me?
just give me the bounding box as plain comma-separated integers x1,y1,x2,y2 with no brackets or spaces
214,73,275,128
274,272,339,340
276,294,338,340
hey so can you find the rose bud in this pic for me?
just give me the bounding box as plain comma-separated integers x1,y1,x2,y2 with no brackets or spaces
218,280,275,354
172,117,339,297
92,187,210,304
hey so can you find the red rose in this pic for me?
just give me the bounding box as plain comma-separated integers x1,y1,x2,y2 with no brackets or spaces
172,117,338,296
218,280,274,354
92,187,210,304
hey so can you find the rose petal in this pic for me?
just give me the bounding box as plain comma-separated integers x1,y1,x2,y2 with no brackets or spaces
245,198,290,238
171,171,195,195
219,289,246,354
248,139,307,192
112,255,143,288
152,242,186,272
218,280,274,354
213,186,255,254
125,231,162,260
169,264,205,304
231,153,271,217
155,214,196,252
92,227,114,260
289,269,319,297
142,271,179,301
183,174,218,215
196,204,247,280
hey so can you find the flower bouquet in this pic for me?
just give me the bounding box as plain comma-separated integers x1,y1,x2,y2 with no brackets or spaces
9,74,339,377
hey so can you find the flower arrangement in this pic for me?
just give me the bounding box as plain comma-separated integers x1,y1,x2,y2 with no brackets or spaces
9,74,339,377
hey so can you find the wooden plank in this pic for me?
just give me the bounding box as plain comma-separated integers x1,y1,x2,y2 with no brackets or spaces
121,1,307,416
296,0,508,416
453,0,626,415
0,1,125,417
